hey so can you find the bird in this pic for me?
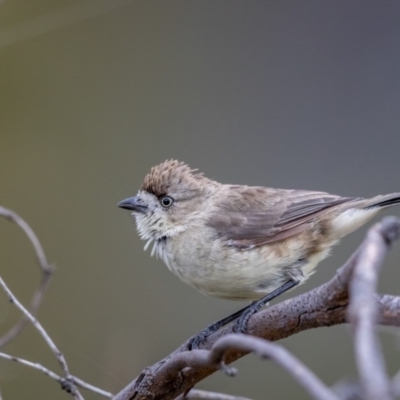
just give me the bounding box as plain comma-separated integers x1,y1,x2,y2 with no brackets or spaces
118,159,400,348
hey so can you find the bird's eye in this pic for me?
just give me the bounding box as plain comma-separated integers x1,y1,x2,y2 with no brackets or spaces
160,196,174,208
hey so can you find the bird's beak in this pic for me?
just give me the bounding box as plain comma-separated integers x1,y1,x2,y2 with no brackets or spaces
117,196,148,213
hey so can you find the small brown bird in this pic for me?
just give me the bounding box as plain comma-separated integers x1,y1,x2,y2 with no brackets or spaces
118,160,400,348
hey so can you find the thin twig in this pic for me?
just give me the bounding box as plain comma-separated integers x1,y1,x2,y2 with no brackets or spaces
0,207,115,398
160,334,339,400
0,207,50,270
0,206,54,348
180,389,253,400
0,352,64,381
72,375,113,398
348,217,400,400
0,275,83,399
0,352,113,398
330,380,362,400
208,334,340,400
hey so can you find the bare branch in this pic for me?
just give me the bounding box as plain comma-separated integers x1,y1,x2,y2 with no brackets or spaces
0,352,113,398
155,333,339,400
0,274,84,399
0,207,51,271
71,376,114,398
0,352,65,381
330,380,362,400
0,207,116,399
114,217,400,400
0,206,54,348
114,293,400,400
179,389,253,400
0,275,71,374
348,217,400,400
208,334,339,400
2,208,400,400
376,294,400,325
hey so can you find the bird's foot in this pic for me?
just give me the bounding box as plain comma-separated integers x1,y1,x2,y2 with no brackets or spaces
188,319,225,350
188,328,212,350
232,302,262,334
188,303,261,349
188,306,252,350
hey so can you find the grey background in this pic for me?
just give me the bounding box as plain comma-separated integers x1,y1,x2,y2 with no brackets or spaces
1,1,400,399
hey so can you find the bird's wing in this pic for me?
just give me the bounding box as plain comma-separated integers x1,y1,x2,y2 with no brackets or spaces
207,186,359,249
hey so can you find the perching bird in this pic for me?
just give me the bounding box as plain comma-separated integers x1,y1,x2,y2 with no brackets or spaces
118,160,400,348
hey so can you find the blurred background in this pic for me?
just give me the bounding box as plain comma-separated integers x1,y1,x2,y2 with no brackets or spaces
1,1,400,399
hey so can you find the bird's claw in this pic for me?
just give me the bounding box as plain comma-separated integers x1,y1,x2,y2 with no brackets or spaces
188,329,211,350
232,305,259,334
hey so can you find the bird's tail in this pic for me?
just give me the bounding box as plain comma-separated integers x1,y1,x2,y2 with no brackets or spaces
355,192,400,231
362,192,400,209
330,192,400,238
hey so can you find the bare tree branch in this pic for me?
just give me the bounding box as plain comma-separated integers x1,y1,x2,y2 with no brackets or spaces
330,380,362,400
113,217,400,400
0,351,63,381
72,376,113,398
347,218,400,400
2,208,400,400
0,352,113,398
179,389,253,400
0,206,114,399
0,274,84,399
376,294,400,325
0,206,54,348
208,334,340,400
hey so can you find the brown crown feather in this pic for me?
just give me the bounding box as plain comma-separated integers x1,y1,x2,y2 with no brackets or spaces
141,160,212,198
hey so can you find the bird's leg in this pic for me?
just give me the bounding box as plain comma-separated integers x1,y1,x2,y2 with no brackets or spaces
188,279,298,350
232,279,299,333
188,304,253,350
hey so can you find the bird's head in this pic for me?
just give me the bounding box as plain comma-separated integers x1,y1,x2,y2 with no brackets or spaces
118,160,218,243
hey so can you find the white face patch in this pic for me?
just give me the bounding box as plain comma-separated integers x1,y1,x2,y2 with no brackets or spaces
133,191,187,247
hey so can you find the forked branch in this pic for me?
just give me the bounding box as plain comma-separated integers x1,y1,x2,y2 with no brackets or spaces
0,206,54,348
1,208,400,400
114,217,400,400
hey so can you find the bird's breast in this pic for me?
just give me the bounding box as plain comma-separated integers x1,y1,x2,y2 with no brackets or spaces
158,228,333,300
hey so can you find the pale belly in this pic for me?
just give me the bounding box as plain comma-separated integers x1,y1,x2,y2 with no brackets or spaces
153,232,334,301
